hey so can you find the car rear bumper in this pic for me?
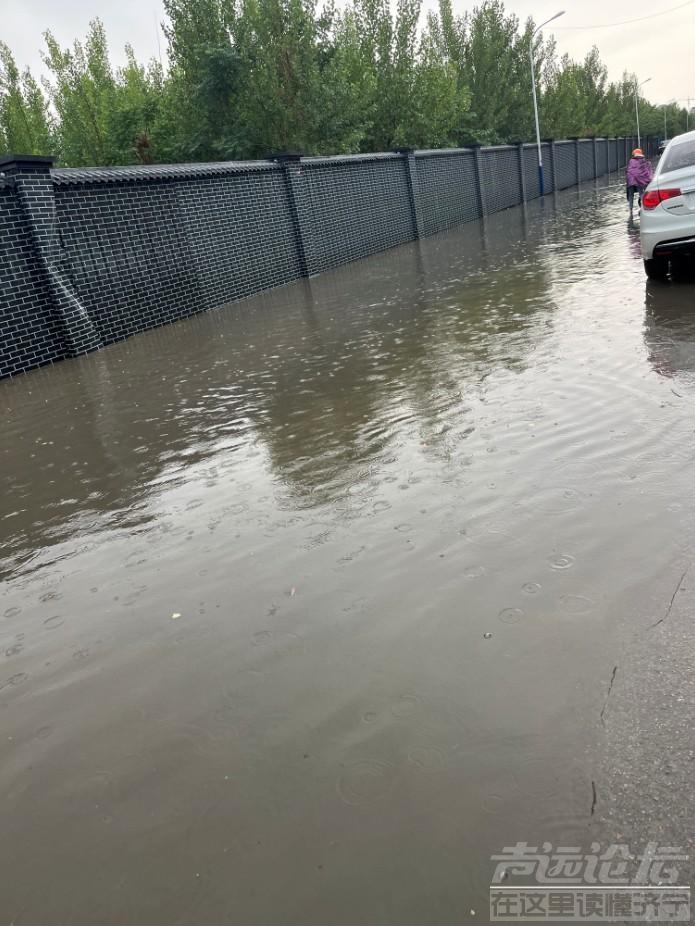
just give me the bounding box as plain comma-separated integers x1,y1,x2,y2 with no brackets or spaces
641,220,695,260
653,235,695,258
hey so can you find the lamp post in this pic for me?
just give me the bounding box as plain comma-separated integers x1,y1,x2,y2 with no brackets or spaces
530,10,565,196
634,77,651,148
669,97,693,132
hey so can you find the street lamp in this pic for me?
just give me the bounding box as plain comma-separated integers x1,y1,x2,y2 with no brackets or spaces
634,77,651,148
668,97,693,132
530,10,565,196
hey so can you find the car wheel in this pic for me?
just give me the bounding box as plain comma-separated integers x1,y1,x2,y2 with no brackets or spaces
644,257,669,280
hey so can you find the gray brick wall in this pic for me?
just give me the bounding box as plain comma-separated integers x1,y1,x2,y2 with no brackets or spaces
413,150,480,236
523,142,554,199
176,165,303,306
609,140,618,172
53,163,303,347
579,140,595,182
296,155,416,274
0,137,638,379
55,181,201,345
0,182,64,375
554,142,576,190
480,147,522,214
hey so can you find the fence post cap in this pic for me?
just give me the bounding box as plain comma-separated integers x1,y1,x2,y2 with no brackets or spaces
266,152,303,163
0,154,56,173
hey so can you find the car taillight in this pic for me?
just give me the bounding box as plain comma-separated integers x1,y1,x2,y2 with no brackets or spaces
642,188,682,209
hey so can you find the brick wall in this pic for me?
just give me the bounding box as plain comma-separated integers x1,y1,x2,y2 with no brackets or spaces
413,150,480,236
0,180,64,376
53,162,304,347
296,154,417,274
0,138,639,379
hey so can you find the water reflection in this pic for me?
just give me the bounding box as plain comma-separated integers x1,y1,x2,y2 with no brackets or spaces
1,198,555,574
644,278,695,381
626,217,642,260
4,180,693,926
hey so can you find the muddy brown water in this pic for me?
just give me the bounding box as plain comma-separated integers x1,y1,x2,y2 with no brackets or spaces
2,181,695,924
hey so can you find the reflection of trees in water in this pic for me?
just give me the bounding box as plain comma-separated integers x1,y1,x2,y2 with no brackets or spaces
246,206,555,500
2,201,558,569
644,279,695,381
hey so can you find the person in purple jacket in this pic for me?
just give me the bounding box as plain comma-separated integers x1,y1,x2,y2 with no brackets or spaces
626,148,654,214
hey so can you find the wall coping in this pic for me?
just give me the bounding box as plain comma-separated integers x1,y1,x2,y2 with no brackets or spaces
22,137,632,189
51,159,281,186
0,154,56,172
300,152,405,166
51,151,415,186
414,147,474,157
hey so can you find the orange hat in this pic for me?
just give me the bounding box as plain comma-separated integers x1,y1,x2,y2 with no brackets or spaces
632,148,644,157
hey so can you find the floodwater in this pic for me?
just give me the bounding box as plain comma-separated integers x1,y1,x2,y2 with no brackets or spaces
2,181,695,924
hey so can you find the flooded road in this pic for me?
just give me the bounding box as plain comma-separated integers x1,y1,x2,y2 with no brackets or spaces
2,180,695,923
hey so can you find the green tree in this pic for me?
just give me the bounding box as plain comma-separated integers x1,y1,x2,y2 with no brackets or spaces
0,0,668,166
432,0,543,144
543,47,608,139
42,21,165,166
235,0,327,155
311,7,376,153
110,49,164,163
160,0,243,160
397,13,469,148
41,20,118,165
0,42,54,155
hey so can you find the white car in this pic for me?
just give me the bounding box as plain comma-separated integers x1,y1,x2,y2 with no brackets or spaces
640,129,695,279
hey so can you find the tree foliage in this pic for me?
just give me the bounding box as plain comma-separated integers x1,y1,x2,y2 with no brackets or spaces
0,41,54,155
0,1,689,166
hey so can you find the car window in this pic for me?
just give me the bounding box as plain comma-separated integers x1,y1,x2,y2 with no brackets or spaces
662,140,695,173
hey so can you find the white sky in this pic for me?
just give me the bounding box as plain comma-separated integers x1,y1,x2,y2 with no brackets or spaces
4,0,695,106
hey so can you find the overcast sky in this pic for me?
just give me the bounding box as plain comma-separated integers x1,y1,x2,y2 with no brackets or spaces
4,0,694,107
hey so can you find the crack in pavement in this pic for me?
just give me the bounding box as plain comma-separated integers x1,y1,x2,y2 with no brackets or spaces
600,665,618,727
650,567,689,629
